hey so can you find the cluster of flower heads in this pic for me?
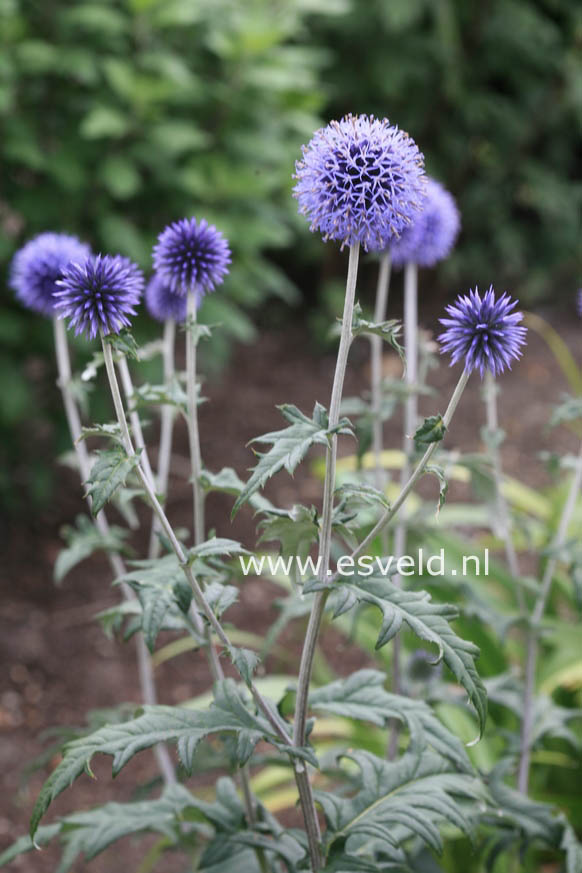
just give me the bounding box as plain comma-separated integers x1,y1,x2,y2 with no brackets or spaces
438,286,527,377
153,218,231,296
294,114,426,251
54,255,144,340
390,177,460,268
9,232,91,317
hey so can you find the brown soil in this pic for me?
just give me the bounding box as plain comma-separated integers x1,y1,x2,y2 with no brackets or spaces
1,302,580,871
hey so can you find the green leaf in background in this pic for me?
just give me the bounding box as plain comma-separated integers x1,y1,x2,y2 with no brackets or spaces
85,447,141,515
349,302,404,359
55,514,129,583
306,573,487,737
414,414,447,449
233,403,353,515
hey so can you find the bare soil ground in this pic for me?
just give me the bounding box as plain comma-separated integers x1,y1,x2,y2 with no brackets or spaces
1,302,579,871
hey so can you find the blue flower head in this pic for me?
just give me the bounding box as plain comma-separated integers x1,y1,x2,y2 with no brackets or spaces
439,286,527,377
293,114,426,251
145,273,189,323
153,217,231,296
390,178,460,268
9,232,91,317
54,254,144,340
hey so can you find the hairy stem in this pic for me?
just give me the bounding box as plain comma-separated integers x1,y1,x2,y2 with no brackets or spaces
389,262,418,756
149,318,177,559
186,292,205,546
53,318,176,786
293,242,360,871
518,438,582,793
117,355,156,491
483,373,524,611
370,252,392,490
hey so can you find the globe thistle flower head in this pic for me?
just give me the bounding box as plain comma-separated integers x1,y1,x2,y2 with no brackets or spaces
145,273,189,323
9,232,91,317
54,254,144,340
153,217,231,296
293,114,426,251
438,286,527,377
390,178,460,268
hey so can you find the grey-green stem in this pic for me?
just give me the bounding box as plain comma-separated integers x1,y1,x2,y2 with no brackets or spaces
518,438,582,793
53,318,176,786
292,242,360,871
483,373,524,611
117,354,156,491
370,252,392,491
149,318,177,559
186,291,205,546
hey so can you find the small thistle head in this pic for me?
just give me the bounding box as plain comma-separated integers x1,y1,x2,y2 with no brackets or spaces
438,286,527,377
390,178,460,268
293,113,426,251
145,273,188,323
9,232,91,317
54,254,144,340
152,217,231,296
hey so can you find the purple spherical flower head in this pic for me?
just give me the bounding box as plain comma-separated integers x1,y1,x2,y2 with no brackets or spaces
438,286,527,377
9,232,91,317
293,114,426,252
145,273,189,323
54,254,144,340
153,217,231,296
390,178,460,268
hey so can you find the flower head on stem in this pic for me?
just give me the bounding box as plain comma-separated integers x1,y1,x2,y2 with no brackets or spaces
54,254,144,339
439,286,527,377
145,273,189,323
390,177,460,268
294,114,426,251
153,217,231,296
10,232,91,317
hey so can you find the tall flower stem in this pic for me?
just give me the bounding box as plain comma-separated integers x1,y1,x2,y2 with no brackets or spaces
292,242,360,870
101,336,290,866
389,262,418,756
52,318,176,786
186,292,205,545
117,355,157,491
518,438,582,793
370,252,392,489
149,318,176,559
336,366,471,576
483,373,525,612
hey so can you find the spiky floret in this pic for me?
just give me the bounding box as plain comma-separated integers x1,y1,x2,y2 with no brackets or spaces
9,232,91,316
145,273,188,323
54,254,144,339
153,218,231,296
293,114,426,251
438,286,527,377
390,178,460,268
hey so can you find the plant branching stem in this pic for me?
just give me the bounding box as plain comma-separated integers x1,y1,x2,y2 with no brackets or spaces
149,318,176,559
292,242,360,871
389,261,418,756
483,373,524,611
53,318,176,786
518,438,582,793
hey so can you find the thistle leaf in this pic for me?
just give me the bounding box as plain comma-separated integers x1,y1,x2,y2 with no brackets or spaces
85,447,141,515
55,515,129,583
232,403,353,516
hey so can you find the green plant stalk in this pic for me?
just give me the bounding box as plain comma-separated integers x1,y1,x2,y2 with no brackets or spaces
117,354,157,491
370,252,392,491
149,318,177,559
101,335,289,869
292,242,360,871
518,437,582,793
336,366,472,576
483,373,525,612
53,318,176,786
186,291,205,546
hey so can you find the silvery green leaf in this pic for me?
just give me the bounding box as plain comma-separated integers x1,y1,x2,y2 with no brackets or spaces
258,504,319,563
132,376,188,412
414,414,447,449
305,573,487,738
229,647,260,688
79,421,123,443
30,680,308,839
550,394,582,427
343,302,404,359
85,447,141,515
310,670,471,772
233,403,353,515
104,329,140,360
424,464,449,513
55,515,129,583
200,467,276,512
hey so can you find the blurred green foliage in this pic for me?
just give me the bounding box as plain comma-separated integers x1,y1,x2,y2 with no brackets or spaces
1,0,580,507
